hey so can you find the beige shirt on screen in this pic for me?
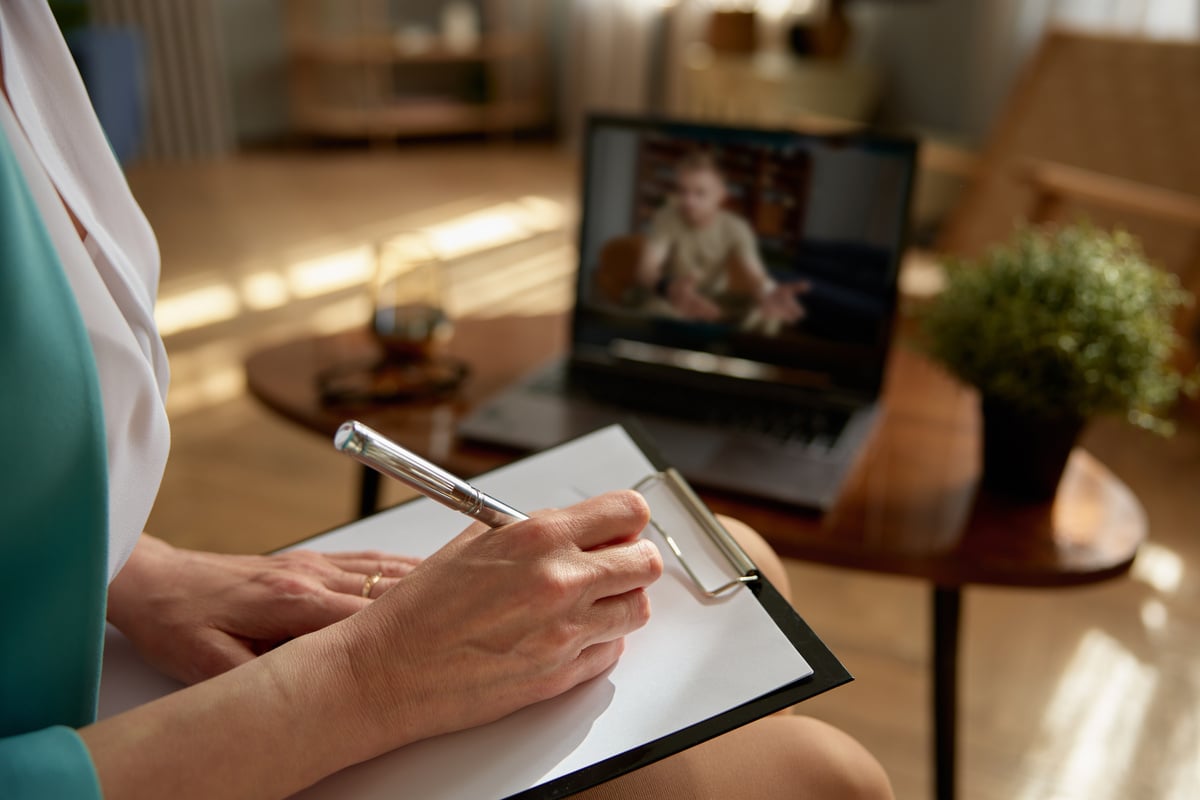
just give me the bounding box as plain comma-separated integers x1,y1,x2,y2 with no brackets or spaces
648,201,760,296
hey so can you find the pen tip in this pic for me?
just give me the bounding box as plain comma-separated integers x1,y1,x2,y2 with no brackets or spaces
334,421,364,454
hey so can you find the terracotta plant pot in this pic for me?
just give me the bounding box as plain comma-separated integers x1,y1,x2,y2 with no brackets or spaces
980,396,1086,502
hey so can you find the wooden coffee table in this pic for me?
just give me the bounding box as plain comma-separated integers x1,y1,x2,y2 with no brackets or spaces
246,312,1146,800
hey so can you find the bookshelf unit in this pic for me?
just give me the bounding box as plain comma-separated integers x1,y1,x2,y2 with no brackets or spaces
283,0,548,139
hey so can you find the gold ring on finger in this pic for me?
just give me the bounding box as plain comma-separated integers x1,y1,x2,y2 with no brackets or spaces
361,571,383,598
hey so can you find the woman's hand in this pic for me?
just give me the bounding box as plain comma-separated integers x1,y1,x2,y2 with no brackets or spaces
107,535,422,684
325,490,663,761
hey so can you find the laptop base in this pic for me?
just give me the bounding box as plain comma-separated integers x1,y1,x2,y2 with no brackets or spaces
459,359,878,511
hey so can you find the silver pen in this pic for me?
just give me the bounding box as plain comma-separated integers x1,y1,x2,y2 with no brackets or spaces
334,420,528,527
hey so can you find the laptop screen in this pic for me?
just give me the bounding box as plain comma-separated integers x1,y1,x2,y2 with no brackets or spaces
572,116,916,399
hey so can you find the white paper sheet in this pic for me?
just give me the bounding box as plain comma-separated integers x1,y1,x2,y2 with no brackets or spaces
98,425,812,799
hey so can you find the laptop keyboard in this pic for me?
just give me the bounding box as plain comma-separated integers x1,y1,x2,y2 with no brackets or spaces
699,401,850,447
532,368,851,448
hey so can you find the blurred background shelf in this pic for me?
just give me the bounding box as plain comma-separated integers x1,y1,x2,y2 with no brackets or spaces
283,0,548,140
291,98,546,138
289,32,536,65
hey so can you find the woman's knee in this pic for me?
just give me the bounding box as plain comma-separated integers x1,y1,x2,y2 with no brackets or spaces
775,716,894,800
716,514,792,602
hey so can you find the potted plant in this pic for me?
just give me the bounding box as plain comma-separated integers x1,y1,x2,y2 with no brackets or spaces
920,222,1197,500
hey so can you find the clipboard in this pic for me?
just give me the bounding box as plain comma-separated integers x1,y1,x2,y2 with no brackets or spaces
532,423,853,797
96,423,851,799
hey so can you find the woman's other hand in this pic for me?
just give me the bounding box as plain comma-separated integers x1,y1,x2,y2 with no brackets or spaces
325,490,662,762
107,535,421,684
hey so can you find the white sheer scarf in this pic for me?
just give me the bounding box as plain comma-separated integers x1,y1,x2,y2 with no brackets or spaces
0,4,170,582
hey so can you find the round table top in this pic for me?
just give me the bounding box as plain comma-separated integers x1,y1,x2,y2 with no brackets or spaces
245,313,1146,589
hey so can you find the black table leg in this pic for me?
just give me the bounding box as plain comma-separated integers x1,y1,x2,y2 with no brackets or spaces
358,464,381,519
933,585,962,800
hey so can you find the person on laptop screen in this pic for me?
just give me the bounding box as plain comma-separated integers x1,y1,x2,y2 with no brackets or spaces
636,151,810,331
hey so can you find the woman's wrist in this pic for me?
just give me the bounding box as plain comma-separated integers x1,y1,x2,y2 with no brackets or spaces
107,534,174,631
261,631,389,770
285,609,426,766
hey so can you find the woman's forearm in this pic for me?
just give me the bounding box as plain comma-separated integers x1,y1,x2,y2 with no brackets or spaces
79,632,380,800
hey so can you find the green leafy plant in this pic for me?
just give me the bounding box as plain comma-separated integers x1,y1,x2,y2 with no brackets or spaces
920,222,1197,434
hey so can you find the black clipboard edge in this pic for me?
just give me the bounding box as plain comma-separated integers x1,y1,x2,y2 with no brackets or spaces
516,574,853,799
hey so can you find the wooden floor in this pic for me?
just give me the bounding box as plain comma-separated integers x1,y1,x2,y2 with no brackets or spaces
130,143,1200,800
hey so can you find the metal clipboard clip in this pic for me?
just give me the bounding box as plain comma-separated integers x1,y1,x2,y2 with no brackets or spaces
633,468,759,598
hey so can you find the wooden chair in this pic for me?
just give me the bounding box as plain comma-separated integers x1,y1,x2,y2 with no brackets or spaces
936,29,1200,363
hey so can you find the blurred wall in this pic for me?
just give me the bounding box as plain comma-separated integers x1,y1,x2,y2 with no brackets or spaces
849,0,1200,145
92,0,234,160
579,126,640,270
217,0,288,143
803,147,909,247
849,1,987,142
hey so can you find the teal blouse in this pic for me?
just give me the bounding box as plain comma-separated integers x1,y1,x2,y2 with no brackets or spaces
0,125,108,795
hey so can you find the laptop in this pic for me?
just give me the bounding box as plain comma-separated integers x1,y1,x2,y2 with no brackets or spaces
460,115,916,509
